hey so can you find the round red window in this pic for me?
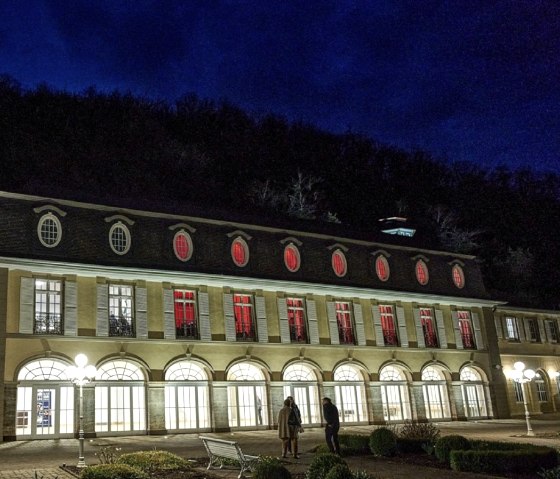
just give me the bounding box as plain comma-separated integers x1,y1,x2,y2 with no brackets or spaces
173,231,193,262
231,237,249,267
332,249,347,277
452,265,465,288
375,255,390,281
415,260,429,285
284,244,301,272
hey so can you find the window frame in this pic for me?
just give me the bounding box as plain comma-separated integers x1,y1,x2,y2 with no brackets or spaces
173,230,193,262
379,304,399,346
173,289,199,339
420,307,438,347
284,244,301,272
415,260,429,285
527,318,541,342
331,249,347,277
109,222,131,255
37,213,62,248
33,278,63,335
233,293,256,341
108,284,135,337
451,265,465,289
287,297,307,343
375,255,390,282
457,310,476,349
505,316,520,341
231,237,249,267
335,301,354,344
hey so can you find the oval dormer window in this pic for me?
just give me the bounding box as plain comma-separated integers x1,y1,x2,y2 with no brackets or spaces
332,249,347,277
173,230,193,262
231,237,249,267
109,222,131,255
415,259,429,285
375,255,390,282
284,244,301,272
452,264,465,289
37,212,62,248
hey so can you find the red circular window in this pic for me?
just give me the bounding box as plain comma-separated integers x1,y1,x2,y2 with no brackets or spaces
375,255,390,281
332,249,347,277
284,244,300,272
231,237,249,267
173,231,193,262
415,260,429,285
452,265,465,288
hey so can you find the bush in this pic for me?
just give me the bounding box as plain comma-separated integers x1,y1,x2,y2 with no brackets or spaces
434,435,470,463
398,420,440,442
539,465,560,479
325,463,354,479
79,464,148,479
339,435,370,455
117,450,191,474
352,471,375,479
306,453,347,479
397,438,431,454
253,456,291,479
369,428,397,457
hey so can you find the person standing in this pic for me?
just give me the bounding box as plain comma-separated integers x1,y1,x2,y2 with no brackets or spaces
322,397,340,455
286,396,302,456
278,398,300,458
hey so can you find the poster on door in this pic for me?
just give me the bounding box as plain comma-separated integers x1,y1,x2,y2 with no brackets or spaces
37,390,52,427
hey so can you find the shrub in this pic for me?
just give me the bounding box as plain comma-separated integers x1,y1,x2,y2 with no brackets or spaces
306,453,347,479
434,435,470,463
539,465,560,479
325,463,354,479
352,471,375,479
79,464,148,479
253,456,291,479
398,420,440,442
117,450,191,474
95,446,122,464
397,438,431,454
338,434,370,455
369,428,397,457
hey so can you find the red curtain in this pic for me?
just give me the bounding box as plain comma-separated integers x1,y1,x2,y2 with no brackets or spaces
174,290,195,327
234,294,252,336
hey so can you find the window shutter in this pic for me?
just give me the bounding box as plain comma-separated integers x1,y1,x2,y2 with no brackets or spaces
307,299,319,345
163,288,175,339
96,284,109,337
64,281,77,336
255,296,268,343
135,286,148,339
538,319,546,343
451,311,463,349
277,298,291,343
198,292,212,341
435,309,447,349
523,318,531,341
471,312,484,349
353,303,366,346
223,293,236,342
19,277,34,334
546,319,558,343
327,301,339,345
494,317,503,339
372,305,385,347
517,318,526,341
396,306,408,347
413,308,425,348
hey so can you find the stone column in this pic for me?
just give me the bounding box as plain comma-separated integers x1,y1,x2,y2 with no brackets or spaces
410,382,427,422
147,382,166,435
211,382,230,432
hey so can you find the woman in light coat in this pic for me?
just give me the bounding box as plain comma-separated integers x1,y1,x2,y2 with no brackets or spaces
278,398,299,458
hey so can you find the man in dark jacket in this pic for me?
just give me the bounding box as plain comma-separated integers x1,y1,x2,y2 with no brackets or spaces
322,397,340,454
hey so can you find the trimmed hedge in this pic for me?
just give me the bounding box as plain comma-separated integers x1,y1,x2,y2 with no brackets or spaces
253,456,291,479
79,464,148,479
306,453,347,479
369,427,397,457
434,435,470,463
397,437,431,454
117,450,191,474
339,434,370,455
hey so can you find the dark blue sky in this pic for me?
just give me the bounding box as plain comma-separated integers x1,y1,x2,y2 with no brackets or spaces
1,1,559,172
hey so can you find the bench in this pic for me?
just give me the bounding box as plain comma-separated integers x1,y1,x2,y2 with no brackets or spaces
199,435,259,478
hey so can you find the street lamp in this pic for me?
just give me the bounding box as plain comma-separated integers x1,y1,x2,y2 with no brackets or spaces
510,361,536,437
67,354,97,468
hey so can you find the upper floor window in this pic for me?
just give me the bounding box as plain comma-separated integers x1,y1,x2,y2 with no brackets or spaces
34,279,62,334
375,255,390,282
109,222,131,255
231,237,249,267
527,318,541,342
513,381,524,402
452,265,465,289
546,319,559,343
505,317,520,341
379,305,398,346
234,294,255,341
332,250,347,277
109,285,134,337
336,301,354,344
37,213,62,248
421,308,438,347
415,260,429,285
457,311,475,349
535,373,549,402
174,290,198,339
173,231,193,262
284,244,301,272
287,298,307,343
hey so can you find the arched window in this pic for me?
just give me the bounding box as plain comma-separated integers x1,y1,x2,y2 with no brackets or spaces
535,371,550,402
231,237,249,267
416,260,429,285
227,362,267,428
422,366,451,419
460,366,488,418
333,364,368,424
283,363,320,425
375,255,390,281
284,244,301,272
332,249,347,277
173,230,193,262
379,365,412,422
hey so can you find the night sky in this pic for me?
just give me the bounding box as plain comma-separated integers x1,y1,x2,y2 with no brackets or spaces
1,1,559,172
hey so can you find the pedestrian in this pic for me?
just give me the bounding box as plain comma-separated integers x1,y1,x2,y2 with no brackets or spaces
322,397,340,455
278,398,300,459
286,395,303,456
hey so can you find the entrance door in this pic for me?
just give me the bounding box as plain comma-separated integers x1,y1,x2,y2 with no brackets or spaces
283,384,320,425
228,385,266,427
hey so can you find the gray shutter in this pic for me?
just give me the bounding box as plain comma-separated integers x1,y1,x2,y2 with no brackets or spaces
494,317,503,339
96,284,108,337
64,281,77,336
19,277,34,334
435,309,447,349
224,293,236,342
451,310,463,349
372,305,385,346
413,308,425,348
307,299,319,345
538,319,546,343
255,296,268,343
396,306,408,347
353,303,366,346
277,298,291,343
472,312,484,349
198,292,212,341
135,286,148,339
517,318,526,341
327,301,339,345
163,288,175,339
523,318,531,341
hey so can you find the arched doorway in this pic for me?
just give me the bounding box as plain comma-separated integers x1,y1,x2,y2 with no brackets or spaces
283,363,321,425
422,365,451,419
333,363,368,423
227,362,268,428
460,366,489,418
379,364,412,422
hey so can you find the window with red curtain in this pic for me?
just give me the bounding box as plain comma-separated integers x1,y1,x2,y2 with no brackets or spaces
231,238,248,267
452,265,464,288
458,311,475,348
420,308,438,347
284,244,300,272
336,302,354,344
375,255,389,281
287,298,307,342
173,231,192,262
379,305,398,345
332,250,347,277
174,290,197,338
234,294,254,340
416,260,429,285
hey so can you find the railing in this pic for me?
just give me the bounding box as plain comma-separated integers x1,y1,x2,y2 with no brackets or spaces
176,322,199,339
109,316,135,337
424,331,439,348
289,324,307,343
383,329,399,346
236,326,256,341
338,326,355,344
34,314,63,334
461,333,476,349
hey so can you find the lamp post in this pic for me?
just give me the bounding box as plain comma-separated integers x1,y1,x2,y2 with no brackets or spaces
67,354,97,468
510,361,536,437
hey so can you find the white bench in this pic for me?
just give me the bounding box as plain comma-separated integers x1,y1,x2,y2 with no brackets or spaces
199,435,259,478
